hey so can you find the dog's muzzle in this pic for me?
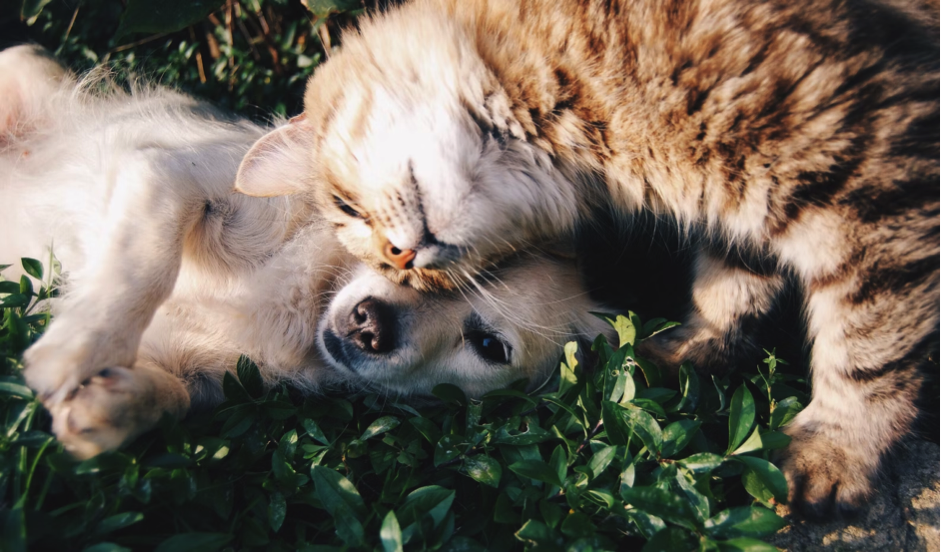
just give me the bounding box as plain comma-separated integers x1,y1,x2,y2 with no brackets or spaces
322,297,398,372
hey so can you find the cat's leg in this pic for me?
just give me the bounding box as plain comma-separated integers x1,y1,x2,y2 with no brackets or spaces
637,244,785,376
23,150,210,407
49,363,190,459
777,245,937,517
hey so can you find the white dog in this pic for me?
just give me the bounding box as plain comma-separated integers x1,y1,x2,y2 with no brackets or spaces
0,46,614,459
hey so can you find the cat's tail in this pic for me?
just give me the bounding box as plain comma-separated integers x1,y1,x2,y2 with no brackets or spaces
0,45,70,146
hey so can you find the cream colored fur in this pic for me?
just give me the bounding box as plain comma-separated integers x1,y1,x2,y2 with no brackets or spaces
1,46,614,459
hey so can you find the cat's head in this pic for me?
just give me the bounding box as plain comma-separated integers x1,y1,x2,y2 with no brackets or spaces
317,252,616,398
235,7,579,291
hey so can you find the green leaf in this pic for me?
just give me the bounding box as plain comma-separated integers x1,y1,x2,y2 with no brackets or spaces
559,341,579,394
0,379,33,399
679,452,726,473
621,486,703,530
624,509,667,540
155,533,233,552
116,0,226,41
381,510,403,552
514,519,562,550
587,444,617,480
608,314,637,347
19,275,33,298
634,356,663,388
409,416,442,444
660,420,701,459
704,505,787,539
603,347,632,402
0,507,25,552
1,294,29,308
549,445,567,487
20,0,54,24
601,401,632,446
432,383,466,406
236,355,264,398
399,486,455,535
434,435,464,466
717,537,781,551
492,419,553,445
727,385,756,454
0,281,20,295
508,459,562,487
304,0,362,18
732,429,791,455
642,527,699,552
560,511,596,539
482,388,538,406
301,418,330,445
311,466,366,547
463,455,502,488
736,456,788,504
671,363,700,413
21,258,42,280
770,396,804,430
361,416,400,440
221,372,250,403
94,512,143,536
621,407,663,455
268,491,286,532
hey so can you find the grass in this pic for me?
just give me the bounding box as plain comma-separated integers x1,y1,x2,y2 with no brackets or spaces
0,257,810,551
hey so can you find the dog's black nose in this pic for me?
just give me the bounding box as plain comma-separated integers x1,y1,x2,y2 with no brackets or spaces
347,298,395,354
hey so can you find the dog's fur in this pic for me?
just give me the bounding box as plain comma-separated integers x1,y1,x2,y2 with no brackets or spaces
1,46,614,459
234,0,939,517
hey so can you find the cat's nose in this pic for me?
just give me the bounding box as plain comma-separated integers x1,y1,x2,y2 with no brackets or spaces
382,240,417,270
347,298,395,354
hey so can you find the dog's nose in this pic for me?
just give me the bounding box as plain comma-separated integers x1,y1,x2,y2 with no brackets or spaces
348,298,395,354
382,240,417,270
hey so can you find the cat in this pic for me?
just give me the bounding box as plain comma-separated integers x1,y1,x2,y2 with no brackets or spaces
234,0,940,517
1,45,614,459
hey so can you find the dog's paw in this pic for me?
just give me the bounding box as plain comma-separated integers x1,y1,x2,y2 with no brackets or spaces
776,419,877,520
48,366,189,459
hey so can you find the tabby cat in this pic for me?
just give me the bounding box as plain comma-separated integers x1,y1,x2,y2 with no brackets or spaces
235,0,940,517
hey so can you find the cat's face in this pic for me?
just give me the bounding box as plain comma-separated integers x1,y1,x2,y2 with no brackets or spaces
235,19,578,291
318,254,613,398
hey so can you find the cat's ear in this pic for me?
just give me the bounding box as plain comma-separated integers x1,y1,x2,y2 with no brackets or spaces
235,114,315,197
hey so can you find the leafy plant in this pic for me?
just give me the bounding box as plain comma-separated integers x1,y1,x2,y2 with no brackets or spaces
5,0,364,119
0,257,808,551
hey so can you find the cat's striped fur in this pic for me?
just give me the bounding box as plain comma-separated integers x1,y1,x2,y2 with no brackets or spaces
235,0,939,517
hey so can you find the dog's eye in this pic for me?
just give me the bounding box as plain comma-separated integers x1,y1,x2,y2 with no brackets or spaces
467,331,511,365
334,195,365,219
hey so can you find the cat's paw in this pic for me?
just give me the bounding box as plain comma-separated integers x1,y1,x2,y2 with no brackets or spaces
48,366,189,459
776,419,877,520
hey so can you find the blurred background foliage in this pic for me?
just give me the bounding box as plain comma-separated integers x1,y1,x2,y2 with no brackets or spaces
1,0,375,119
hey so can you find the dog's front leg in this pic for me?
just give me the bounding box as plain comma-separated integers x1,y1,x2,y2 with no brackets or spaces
24,149,208,410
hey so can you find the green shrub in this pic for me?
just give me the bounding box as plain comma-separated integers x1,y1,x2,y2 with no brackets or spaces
0,257,808,551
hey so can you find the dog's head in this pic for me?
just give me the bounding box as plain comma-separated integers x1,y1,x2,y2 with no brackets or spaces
317,253,616,398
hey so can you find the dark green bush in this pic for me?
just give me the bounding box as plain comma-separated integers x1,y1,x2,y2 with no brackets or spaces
1,258,808,550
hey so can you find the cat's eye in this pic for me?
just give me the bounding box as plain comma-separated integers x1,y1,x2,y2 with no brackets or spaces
333,195,365,219
466,330,511,365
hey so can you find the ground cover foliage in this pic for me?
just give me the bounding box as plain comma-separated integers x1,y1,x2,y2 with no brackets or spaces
2,1,811,550
0,258,810,551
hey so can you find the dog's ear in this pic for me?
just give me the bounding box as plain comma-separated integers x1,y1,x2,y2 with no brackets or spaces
235,114,315,197
0,45,68,138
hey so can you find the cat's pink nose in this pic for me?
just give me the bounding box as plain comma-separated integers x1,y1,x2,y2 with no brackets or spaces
383,241,416,270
